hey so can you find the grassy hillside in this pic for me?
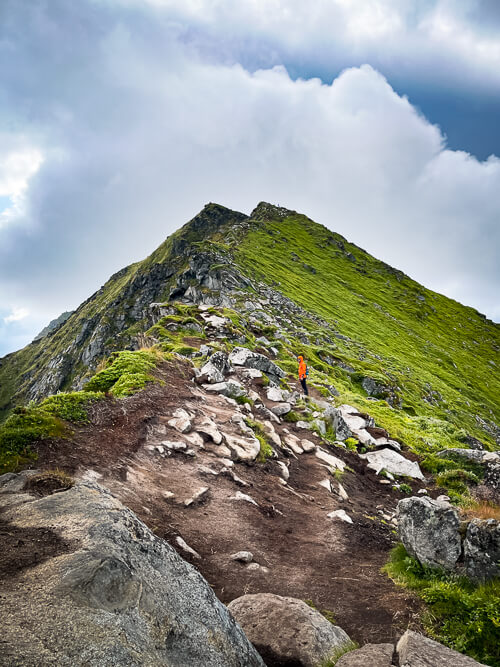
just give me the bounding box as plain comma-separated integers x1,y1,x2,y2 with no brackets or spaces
233,207,499,452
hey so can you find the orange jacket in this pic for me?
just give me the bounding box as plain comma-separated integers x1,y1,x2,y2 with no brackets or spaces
298,356,307,380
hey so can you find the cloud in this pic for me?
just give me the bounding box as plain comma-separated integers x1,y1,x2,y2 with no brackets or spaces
0,135,44,228
0,0,499,356
3,307,29,324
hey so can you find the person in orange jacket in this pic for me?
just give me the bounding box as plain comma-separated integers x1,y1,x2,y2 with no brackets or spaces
297,355,309,396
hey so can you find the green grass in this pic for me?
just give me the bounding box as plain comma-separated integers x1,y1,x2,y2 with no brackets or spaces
244,417,274,462
235,211,500,455
384,544,500,666
84,349,159,396
40,391,104,422
0,405,67,474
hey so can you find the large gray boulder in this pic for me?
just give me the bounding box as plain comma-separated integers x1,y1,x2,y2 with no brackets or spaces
396,630,488,666
397,496,462,570
227,593,352,667
228,347,286,384
0,473,264,667
464,519,500,582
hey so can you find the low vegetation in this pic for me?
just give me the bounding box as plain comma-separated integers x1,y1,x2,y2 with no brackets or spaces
384,544,500,667
84,349,161,396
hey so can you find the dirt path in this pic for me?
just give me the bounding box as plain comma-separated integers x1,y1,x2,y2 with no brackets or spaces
33,360,422,645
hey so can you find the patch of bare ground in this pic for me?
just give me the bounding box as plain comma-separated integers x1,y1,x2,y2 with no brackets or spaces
30,359,422,645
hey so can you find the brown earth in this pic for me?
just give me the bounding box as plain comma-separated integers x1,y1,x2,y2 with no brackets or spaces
25,359,424,646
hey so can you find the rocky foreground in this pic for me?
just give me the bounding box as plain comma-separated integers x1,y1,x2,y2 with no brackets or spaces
0,472,490,666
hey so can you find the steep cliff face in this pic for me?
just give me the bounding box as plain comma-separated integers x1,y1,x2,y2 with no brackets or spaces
1,201,499,452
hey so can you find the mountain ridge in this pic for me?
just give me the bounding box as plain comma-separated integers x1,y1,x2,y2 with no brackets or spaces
1,202,499,455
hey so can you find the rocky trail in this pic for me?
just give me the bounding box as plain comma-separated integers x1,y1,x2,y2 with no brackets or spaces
32,345,428,647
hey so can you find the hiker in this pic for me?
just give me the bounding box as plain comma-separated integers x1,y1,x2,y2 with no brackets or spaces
297,355,309,396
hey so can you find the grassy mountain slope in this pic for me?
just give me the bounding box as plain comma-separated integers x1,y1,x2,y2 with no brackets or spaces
235,206,500,452
1,202,498,456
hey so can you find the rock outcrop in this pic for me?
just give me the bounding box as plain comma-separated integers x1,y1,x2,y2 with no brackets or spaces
398,496,500,582
0,472,264,667
397,496,462,570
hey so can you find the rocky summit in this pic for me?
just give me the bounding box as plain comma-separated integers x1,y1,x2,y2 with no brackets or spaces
0,202,499,666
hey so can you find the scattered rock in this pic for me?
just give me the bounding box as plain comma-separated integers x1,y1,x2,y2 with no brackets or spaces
228,347,286,384
336,642,394,667
241,368,263,379
315,447,346,471
203,380,247,399
246,563,270,574
162,440,188,452
328,509,353,524
230,551,254,563
397,496,461,570
270,402,292,417
175,535,202,559
262,421,282,448
301,439,316,453
227,593,353,667
284,434,304,455
338,483,349,500
184,487,210,507
296,420,312,430
360,449,425,481
396,629,488,666
313,419,327,436
436,448,499,464
266,386,288,402
276,461,289,481
224,433,261,462
197,418,223,445
319,479,332,492
230,491,258,506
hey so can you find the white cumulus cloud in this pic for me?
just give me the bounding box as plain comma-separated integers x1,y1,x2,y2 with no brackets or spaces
4,307,30,324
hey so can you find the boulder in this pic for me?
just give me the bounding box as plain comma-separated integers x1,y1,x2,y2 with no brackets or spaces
436,448,498,464
301,439,316,453
203,380,247,399
336,643,394,666
284,434,304,455
262,421,282,449
270,402,292,417
266,386,288,402
197,417,223,445
196,351,231,384
397,496,461,570
224,433,261,462
463,519,500,582
227,593,352,667
168,408,193,433
230,551,254,563
351,428,377,446
316,447,346,471
313,419,327,436
360,449,425,481
0,477,264,667
396,629,488,666
228,347,286,384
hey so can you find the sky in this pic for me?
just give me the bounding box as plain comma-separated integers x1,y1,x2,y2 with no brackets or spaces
1,0,500,357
